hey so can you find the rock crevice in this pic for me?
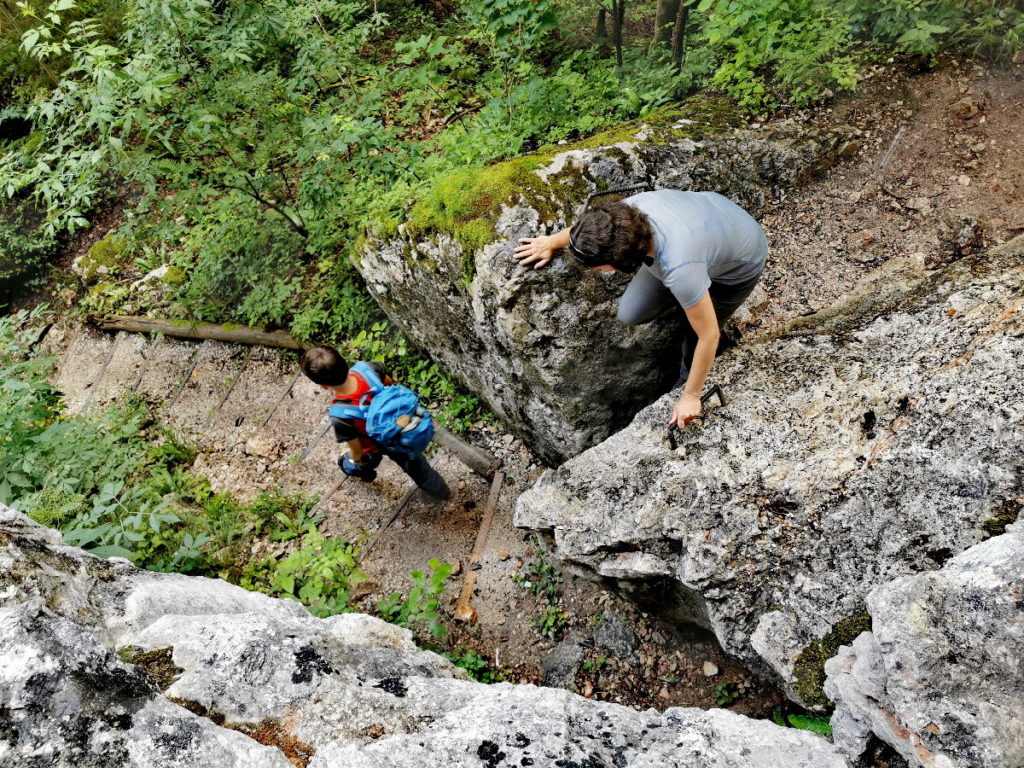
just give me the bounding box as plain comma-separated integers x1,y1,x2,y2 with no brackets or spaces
358,107,856,462
515,236,1024,709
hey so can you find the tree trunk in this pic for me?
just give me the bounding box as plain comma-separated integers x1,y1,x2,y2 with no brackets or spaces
596,7,610,57
92,315,305,349
671,1,691,71
611,0,626,67
652,0,680,51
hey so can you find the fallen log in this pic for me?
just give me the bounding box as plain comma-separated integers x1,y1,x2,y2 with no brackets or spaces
91,315,304,350
433,426,501,480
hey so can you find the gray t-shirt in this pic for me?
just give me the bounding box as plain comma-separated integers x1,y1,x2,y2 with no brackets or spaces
625,190,768,308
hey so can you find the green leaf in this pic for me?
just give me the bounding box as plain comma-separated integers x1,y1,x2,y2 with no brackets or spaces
787,714,833,735
89,544,135,559
21,29,40,53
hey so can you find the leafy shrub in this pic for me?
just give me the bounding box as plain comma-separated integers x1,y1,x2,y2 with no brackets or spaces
787,713,833,734
172,198,305,329
842,0,1024,61
444,648,506,683
713,681,745,706
376,558,453,638
512,537,569,639
701,0,859,110
0,197,55,303
242,527,363,618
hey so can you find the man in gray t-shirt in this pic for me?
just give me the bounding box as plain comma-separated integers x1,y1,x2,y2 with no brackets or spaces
514,189,767,429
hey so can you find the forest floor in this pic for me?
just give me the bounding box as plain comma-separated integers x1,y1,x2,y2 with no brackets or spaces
38,57,1023,733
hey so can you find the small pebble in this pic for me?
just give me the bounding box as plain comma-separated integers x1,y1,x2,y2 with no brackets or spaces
497,551,510,561
702,661,719,677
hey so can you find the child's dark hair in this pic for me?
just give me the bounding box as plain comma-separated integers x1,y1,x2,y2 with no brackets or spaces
300,346,349,386
569,202,652,272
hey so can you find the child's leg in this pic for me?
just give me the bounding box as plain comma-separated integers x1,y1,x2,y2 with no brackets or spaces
387,451,450,499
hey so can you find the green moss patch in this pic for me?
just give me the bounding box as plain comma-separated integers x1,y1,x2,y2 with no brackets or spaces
118,646,183,692
567,97,743,150
76,233,126,284
792,611,871,709
982,499,1022,539
370,95,744,265
161,265,187,286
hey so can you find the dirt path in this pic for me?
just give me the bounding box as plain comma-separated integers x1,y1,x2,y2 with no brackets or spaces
39,59,1022,727
742,60,1023,337
43,323,779,716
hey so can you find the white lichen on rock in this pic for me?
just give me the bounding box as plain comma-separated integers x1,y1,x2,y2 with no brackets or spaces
0,506,850,767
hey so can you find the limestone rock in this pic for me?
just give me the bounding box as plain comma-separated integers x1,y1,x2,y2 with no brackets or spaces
357,107,856,462
515,236,1024,707
825,522,1024,768
593,611,639,659
0,507,850,767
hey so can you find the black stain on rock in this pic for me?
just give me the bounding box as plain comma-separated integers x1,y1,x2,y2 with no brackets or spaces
373,677,408,697
477,740,507,766
291,645,334,685
153,717,202,757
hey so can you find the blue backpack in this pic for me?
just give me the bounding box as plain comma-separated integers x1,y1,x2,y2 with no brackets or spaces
328,362,435,456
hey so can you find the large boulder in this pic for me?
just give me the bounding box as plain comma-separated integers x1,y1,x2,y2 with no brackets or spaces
825,522,1024,768
357,103,856,462
514,237,1024,708
0,507,850,767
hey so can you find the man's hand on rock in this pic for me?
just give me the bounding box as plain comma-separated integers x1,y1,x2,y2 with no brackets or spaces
670,393,702,428
514,236,556,269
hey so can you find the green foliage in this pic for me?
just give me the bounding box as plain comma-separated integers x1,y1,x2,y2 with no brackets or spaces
787,713,833,735
376,558,453,638
842,0,1024,61
248,491,324,543
700,0,859,110
243,527,363,618
512,537,568,639
510,540,563,601
0,197,54,303
712,681,745,706
532,603,569,639
444,648,506,683
170,198,305,330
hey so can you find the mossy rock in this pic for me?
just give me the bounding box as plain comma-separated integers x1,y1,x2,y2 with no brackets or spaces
370,95,745,272
792,611,871,709
160,265,187,286
118,646,183,692
74,234,125,284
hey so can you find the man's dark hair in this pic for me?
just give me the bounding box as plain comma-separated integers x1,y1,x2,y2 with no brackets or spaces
568,202,653,272
300,346,349,387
